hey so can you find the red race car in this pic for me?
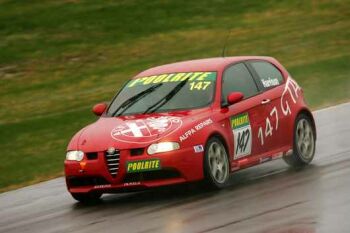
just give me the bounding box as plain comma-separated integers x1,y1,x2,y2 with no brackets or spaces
65,56,316,202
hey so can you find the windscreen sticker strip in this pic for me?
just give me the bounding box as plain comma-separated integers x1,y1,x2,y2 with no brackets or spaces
128,72,216,88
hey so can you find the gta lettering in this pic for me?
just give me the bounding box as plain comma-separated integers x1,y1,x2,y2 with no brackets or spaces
179,118,213,142
236,128,250,154
281,78,301,116
127,159,160,173
128,72,216,88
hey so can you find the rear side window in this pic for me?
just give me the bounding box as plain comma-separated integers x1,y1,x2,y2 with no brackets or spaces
222,63,259,104
250,61,284,89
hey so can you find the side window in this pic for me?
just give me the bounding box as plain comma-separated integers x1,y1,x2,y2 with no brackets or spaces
222,63,259,104
250,61,284,89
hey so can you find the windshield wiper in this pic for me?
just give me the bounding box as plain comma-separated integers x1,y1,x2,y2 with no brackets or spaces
143,79,188,114
112,83,163,116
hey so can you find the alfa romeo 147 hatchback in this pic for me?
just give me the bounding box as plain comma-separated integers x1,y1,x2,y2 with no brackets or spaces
65,56,316,202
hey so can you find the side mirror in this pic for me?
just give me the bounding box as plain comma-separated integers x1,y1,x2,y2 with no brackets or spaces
92,103,107,116
227,92,244,106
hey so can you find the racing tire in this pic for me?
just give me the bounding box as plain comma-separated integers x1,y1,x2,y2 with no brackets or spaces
71,192,102,203
203,137,230,189
283,113,315,167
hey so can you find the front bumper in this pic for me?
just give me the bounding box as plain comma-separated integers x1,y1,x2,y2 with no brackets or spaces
64,147,204,194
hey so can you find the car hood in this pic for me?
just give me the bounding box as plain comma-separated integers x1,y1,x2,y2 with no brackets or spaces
69,108,212,151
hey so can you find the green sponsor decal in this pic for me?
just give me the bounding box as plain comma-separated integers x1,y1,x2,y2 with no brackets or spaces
230,113,250,129
126,159,161,173
127,72,216,88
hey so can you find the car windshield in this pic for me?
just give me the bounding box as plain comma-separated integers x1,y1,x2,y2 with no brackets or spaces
107,71,217,116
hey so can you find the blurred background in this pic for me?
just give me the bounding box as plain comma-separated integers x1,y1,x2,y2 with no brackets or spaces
0,0,349,192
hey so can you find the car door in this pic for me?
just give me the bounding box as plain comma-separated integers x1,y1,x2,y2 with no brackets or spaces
246,60,286,153
221,63,267,161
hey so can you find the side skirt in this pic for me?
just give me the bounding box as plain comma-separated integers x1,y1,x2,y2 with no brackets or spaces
230,146,292,172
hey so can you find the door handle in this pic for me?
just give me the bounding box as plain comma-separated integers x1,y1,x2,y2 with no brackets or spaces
261,99,271,104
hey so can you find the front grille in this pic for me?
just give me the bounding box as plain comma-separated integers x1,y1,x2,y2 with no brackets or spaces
105,149,120,177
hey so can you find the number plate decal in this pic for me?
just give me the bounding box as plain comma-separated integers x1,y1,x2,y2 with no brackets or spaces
231,113,252,160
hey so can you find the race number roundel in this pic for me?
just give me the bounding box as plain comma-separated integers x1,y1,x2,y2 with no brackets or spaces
111,116,182,143
231,113,252,160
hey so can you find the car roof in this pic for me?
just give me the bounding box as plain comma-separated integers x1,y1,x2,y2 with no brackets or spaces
134,56,274,78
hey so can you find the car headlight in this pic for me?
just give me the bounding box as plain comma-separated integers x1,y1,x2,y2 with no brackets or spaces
147,142,180,155
66,150,84,161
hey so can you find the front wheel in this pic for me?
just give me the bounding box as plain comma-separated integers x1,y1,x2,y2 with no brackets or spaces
71,192,102,203
283,114,316,167
203,137,230,189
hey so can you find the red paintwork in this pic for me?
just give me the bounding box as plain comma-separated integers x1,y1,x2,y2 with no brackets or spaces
92,103,107,116
65,56,315,194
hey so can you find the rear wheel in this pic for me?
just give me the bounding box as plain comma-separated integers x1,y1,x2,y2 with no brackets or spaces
203,137,230,189
71,192,102,203
283,114,315,167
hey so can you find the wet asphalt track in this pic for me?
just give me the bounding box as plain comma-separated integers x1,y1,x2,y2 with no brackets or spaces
1,102,350,233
